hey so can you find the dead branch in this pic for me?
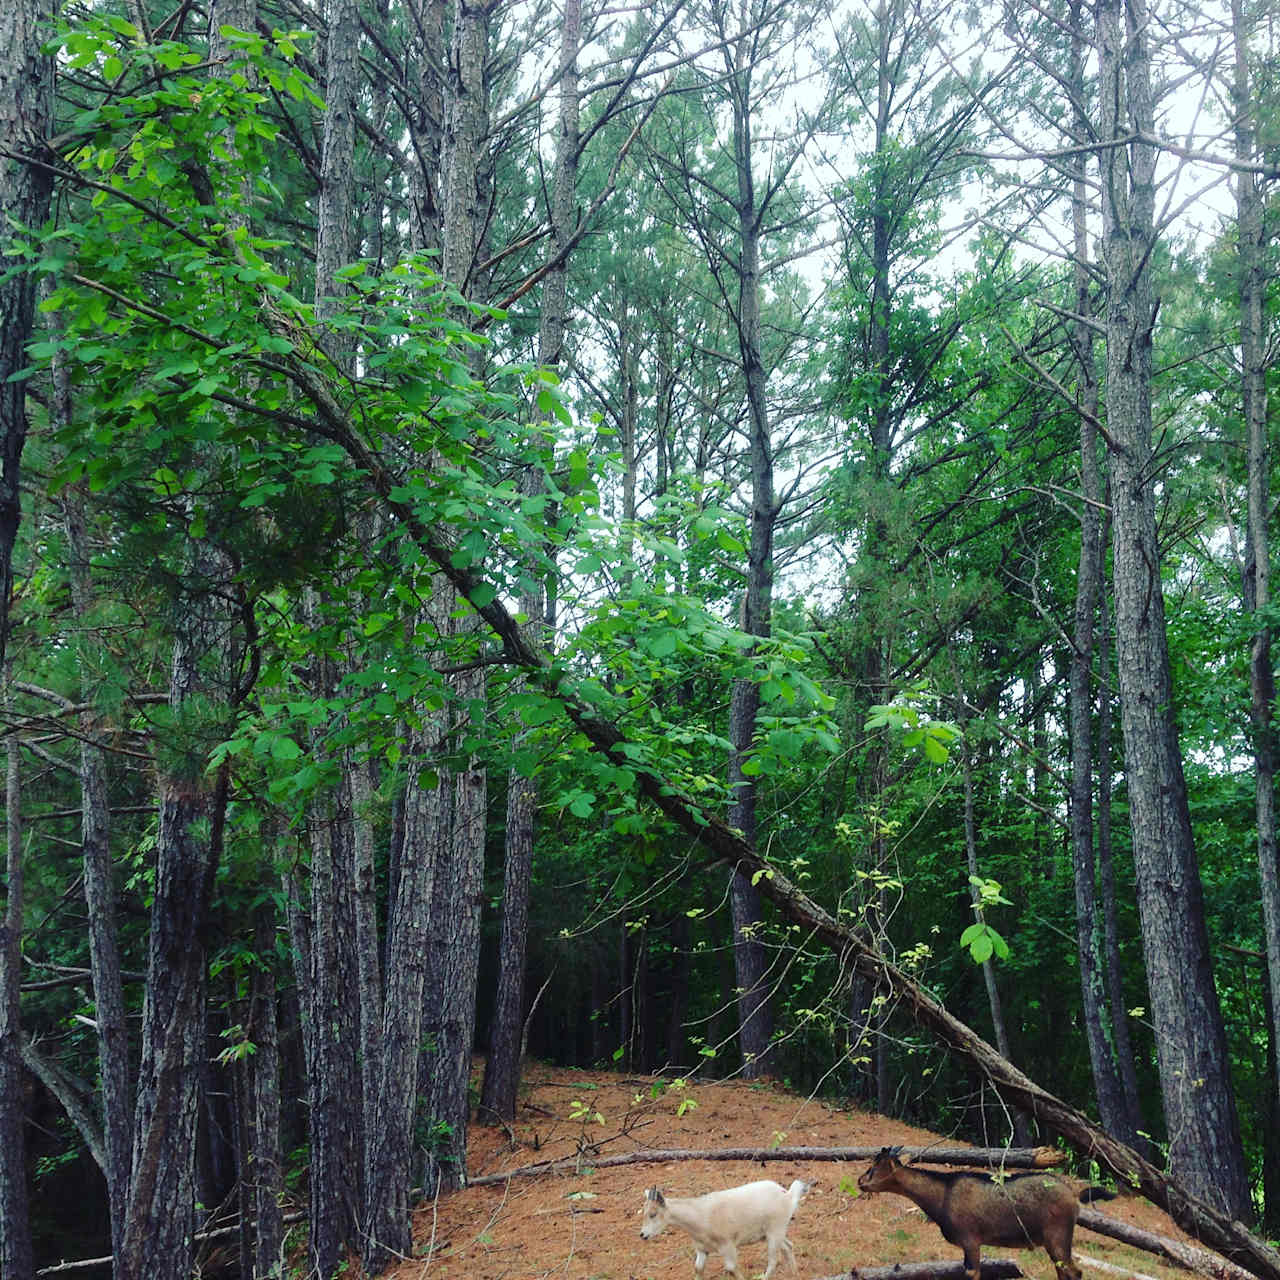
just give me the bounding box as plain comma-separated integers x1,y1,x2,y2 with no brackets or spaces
467,1144,1064,1186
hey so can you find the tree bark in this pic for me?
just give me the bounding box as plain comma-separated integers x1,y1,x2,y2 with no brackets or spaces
440,0,488,294
1095,0,1250,1219
405,0,446,260
245,904,284,1279
420,709,486,1195
314,0,359,347
300,742,361,1277
0,0,54,670
1094,556,1144,1135
1065,1,1139,1153
363,746,443,1271
119,538,236,1280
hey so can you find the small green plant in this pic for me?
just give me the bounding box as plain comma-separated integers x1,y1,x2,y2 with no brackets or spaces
962,875,1012,964
214,1022,257,1067
669,1077,697,1117
34,1148,79,1182
569,1097,605,1126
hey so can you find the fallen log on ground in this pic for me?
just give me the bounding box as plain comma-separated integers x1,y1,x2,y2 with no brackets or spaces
1079,1255,1160,1280
1078,1206,1256,1280
468,1144,1064,1187
815,1261,1023,1280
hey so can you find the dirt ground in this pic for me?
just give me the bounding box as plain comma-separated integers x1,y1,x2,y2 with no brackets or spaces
369,1064,1210,1280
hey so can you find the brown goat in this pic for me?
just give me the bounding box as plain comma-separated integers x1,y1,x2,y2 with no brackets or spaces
857,1146,1114,1280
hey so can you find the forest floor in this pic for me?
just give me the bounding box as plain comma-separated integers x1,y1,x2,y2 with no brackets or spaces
354,1063,1207,1280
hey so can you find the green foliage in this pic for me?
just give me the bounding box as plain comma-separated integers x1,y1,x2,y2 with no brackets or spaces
11,0,1280,1242
865,699,960,765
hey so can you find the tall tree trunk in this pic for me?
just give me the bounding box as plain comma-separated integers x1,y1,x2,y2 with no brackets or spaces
847,0,904,1111
364,747,443,1271
363,0,484,1257
310,7,369,1267
1092,574,1149,1148
349,746,383,1198
406,0,446,261
61,467,133,1259
119,539,236,1280
0,0,54,670
440,0,488,294
1065,2,1137,1149
246,905,284,1278
1232,0,1280,1233
300,741,361,1277
421,714,486,1194
412,0,491,1197
1095,0,1249,1218
315,0,359,338
724,18,776,1078
0,666,33,1280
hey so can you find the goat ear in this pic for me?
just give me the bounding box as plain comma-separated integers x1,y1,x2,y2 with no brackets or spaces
645,1187,665,1204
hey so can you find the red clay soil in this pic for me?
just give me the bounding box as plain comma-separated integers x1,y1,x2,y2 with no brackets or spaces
360,1064,1209,1280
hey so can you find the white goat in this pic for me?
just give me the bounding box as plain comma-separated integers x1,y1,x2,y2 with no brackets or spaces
639,1178,810,1279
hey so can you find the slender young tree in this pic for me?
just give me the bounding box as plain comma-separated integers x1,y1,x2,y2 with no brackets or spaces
721,0,778,1075
480,0,581,1124
56,360,134,1261
1230,0,1280,1228
0,664,32,1280
647,0,832,1075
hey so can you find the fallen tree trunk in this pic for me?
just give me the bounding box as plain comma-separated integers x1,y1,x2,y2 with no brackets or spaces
277,325,1280,1280
468,1143,1064,1187
1079,1207,1256,1280
830,1263,1022,1280
1079,1255,1160,1280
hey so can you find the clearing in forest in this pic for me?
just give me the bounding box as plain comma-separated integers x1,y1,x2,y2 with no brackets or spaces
364,1065,1203,1280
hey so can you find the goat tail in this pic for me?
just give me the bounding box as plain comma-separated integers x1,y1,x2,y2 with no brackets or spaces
1079,1185,1117,1203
